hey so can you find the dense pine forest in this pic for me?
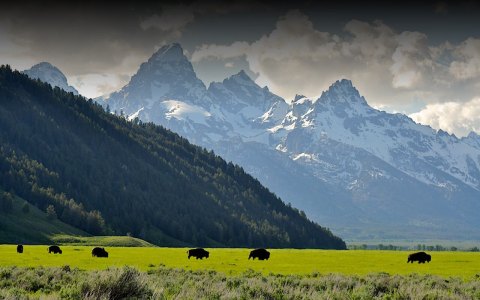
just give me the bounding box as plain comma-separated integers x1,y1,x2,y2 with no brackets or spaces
0,65,345,249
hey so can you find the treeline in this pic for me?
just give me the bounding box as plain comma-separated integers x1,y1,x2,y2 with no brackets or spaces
0,150,106,235
349,244,480,251
0,65,346,249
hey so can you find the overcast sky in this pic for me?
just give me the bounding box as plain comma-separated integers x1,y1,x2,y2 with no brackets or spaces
1,1,480,136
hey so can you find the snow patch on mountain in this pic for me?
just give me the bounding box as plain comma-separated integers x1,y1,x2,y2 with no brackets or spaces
127,107,144,121
161,100,211,125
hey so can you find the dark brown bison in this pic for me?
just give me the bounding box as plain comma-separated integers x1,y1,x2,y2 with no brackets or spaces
92,247,108,258
17,245,23,254
187,248,209,259
408,251,431,263
48,245,62,254
249,248,270,260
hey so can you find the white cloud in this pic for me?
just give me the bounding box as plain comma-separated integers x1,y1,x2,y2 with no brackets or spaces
192,41,250,62
71,73,128,99
410,98,480,137
139,3,254,39
191,10,438,102
342,19,395,60
390,31,430,88
67,52,147,98
449,38,480,80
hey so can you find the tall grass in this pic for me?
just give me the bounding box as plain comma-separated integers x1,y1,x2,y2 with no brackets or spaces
1,266,479,299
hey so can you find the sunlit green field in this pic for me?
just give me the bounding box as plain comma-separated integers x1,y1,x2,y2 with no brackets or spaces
1,245,479,278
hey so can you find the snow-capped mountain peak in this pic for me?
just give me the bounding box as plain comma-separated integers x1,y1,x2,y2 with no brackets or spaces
227,70,255,85
23,62,78,95
209,69,286,110
206,69,289,129
318,79,368,107
462,131,480,150
151,43,185,62
220,70,260,92
104,43,209,113
306,79,373,123
134,43,200,83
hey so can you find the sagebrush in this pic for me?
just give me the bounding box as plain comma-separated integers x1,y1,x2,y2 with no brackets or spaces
1,266,479,299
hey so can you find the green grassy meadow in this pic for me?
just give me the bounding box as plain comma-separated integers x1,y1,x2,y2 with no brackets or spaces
1,245,479,278
50,234,155,247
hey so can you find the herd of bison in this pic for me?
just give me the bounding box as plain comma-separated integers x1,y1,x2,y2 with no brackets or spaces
14,245,432,263
16,245,109,257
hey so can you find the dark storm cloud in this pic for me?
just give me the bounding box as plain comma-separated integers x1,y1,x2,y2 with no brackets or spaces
0,0,277,96
1,2,175,75
3,0,478,76
2,0,480,135
0,1,274,75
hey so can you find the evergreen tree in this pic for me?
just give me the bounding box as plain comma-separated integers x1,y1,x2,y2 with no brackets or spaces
0,192,13,213
22,203,30,214
46,205,57,220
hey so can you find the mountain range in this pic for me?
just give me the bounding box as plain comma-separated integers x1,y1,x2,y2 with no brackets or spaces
26,43,480,241
0,65,345,248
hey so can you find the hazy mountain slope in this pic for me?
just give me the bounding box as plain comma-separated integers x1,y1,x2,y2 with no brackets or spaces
23,62,79,95
275,79,480,191
0,65,345,249
273,80,480,238
100,44,480,241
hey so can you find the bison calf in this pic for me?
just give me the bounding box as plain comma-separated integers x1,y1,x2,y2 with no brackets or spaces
48,245,62,254
17,245,23,254
92,247,109,258
249,248,270,260
187,248,209,259
408,251,431,263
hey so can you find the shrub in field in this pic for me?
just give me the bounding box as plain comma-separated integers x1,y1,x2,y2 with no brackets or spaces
0,266,80,298
80,267,152,299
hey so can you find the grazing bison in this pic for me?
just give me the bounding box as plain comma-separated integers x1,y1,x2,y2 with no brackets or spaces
92,247,109,258
249,248,270,260
48,245,62,254
187,248,209,259
17,245,23,254
408,251,431,263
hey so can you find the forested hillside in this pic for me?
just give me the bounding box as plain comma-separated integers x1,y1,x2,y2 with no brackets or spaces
0,188,89,244
0,66,345,249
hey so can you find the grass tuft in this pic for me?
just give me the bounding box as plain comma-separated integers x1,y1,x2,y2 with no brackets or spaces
81,267,152,299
